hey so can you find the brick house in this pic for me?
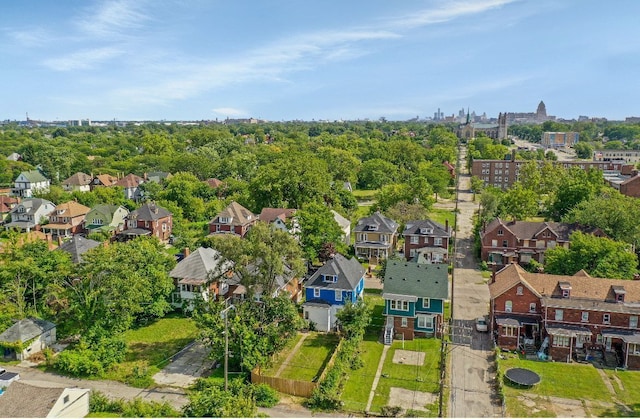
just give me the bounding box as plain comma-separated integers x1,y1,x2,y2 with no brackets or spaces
41,201,91,238
489,263,640,369
354,212,398,262
209,201,257,237
619,174,640,198
123,202,172,242
480,218,605,266
403,219,450,262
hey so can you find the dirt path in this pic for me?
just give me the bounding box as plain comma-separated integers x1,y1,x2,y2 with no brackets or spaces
275,333,309,377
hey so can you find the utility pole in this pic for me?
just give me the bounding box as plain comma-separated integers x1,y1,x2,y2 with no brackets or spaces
438,324,447,417
221,299,235,391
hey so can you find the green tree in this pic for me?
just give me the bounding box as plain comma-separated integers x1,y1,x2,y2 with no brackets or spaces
498,183,539,220
573,142,594,159
183,378,257,418
297,203,347,262
544,231,637,279
545,167,602,220
357,158,399,189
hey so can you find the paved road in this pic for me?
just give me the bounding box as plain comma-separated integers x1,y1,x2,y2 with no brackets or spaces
448,145,503,418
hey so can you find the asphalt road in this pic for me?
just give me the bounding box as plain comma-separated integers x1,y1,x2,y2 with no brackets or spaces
448,146,504,418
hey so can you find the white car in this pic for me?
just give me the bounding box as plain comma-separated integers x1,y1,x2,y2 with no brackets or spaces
475,316,488,332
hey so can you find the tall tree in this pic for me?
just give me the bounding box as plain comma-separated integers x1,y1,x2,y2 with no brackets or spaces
297,203,347,262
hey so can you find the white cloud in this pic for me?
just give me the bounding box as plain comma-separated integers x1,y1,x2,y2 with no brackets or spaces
76,0,150,39
5,27,53,47
43,47,123,71
212,107,248,118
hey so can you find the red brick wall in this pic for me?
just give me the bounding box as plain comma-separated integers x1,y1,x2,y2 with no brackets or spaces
549,345,571,362
391,316,415,340
628,354,640,369
620,177,640,198
404,236,448,260
547,307,638,333
493,283,541,317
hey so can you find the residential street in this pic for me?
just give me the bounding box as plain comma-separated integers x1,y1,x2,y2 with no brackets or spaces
448,145,503,418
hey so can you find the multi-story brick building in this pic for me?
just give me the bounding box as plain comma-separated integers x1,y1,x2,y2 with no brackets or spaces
541,132,579,149
402,219,450,262
471,158,632,190
489,264,640,369
480,218,606,266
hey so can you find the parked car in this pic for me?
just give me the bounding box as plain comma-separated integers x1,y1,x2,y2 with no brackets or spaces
475,316,488,332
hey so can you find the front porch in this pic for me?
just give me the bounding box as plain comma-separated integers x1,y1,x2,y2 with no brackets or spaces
355,242,392,261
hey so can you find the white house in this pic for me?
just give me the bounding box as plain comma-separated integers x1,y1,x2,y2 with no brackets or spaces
12,170,50,198
4,198,56,232
0,318,56,361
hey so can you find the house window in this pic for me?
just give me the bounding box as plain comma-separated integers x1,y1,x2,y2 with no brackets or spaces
64,395,70,404
596,334,604,344
529,303,536,313
630,343,640,355
555,309,563,321
220,217,230,223
505,300,512,313
617,293,625,303
562,290,570,298
603,313,610,324
323,275,337,283
410,236,419,244
313,288,320,298
422,298,430,309
335,290,342,301
502,240,508,247
409,249,416,257
630,316,638,329
417,315,434,329
391,300,409,311
502,325,517,336
581,312,589,322
554,335,570,347
401,317,408,327
491,239,498,247
434,238,442,246
516,286,523,295
497,229,504,236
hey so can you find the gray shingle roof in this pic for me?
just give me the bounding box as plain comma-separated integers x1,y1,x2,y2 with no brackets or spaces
128,202,172,221
403,219,450,238
383,261,449,300
0,318,56,343
169,247,230,284
18,169,48,183
211,201,256,226
331,210,350,230
306,254,364,290
57,236,102,263
354,211,398,234
10,198,54,215
0,382,66,417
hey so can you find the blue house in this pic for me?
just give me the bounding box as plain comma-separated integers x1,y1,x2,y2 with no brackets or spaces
303,254,365,332
382,260,449,344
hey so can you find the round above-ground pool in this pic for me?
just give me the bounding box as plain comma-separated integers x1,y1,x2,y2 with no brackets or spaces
504,368,541,386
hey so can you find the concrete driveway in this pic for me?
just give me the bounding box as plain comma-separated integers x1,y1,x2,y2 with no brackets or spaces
153,341,215,388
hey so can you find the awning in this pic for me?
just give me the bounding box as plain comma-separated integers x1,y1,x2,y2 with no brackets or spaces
382,293,419,303
546,326,592,337
4,221,36,229
355,242,391,249
496,315,539,327
121,228,151,236
602,330,640,344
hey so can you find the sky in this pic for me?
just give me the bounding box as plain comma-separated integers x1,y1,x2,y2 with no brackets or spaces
1,0,639,122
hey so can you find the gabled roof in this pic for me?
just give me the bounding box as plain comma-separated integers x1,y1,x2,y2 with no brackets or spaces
128,202,172,221
17,169,48,183
62,172,92,186
205,178,224,188
57,236,101,263
482,218,604,242
50,201,91,217
211,201,255,226
115,173,144,188
306,254,364,290
0,318,56,343
259,208,296,223
93,174,118,186
87,204,128,223
169,247,230,283
383,260,449,300
354,211,398,234
0,196,19,213
489,263,640,303
10,198,54,215
0,382,88,418
403,219,450,237
331,210,350,230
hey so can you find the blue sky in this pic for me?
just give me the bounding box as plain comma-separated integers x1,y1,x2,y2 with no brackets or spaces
1,0,639,122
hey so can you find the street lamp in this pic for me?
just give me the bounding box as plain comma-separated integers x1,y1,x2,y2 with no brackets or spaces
221,300,235,391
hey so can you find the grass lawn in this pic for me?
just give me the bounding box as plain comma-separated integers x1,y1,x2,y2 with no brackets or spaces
499,355,612,417
370,339,441,415
102,313,197,387
353,189,379,200
365,294,385,334
428,208,455,229
278,332,339,382
341,337,385,413
603,369,640,415
260,333,304,377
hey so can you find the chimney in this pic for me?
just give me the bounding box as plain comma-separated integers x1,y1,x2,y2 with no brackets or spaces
184,247,190,257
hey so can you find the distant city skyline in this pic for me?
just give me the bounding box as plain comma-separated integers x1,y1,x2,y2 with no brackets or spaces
2,0,639,122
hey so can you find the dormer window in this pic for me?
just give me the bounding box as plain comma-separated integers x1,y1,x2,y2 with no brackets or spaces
613,285,626,303
368,224,378,231
420,227,433,234
220,216,231,224
323,274,337,283
559,282,572,298
57,209,65,215
497,229,503,236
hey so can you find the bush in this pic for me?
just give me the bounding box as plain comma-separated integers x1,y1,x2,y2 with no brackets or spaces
253,383,279,408
480,261,489,271
54,349,104,376
381,405,403,417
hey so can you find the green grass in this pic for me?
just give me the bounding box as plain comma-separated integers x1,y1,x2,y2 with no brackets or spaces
278,332,339,382
353,189,379,200
499,356,612,417
370,339,441,414
260,332,304,377
602,369,640,416
102,313,197,387
365,294,385,334
427,208,455,229
341,338,385,413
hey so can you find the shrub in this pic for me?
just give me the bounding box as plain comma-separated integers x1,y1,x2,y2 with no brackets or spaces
480,261,489,271
381,405,403,417
253,383,279,408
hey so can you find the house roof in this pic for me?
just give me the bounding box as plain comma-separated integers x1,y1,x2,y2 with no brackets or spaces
211,201,255,226
482,218,604,242
18,170,48,183
331,210,350,230
50,201,91,217
93,174,118,186
383,260,449,300
205,178,224,188
57,236,102,263
145,171,172,183
128,202,172,221
354,211,398,234
10,198,54,215
403,219,450,237
0,318,56,343
115,173,144,188
0,382,67,417
61,172,92,186
620,174,640,186
169,247,231,284
489,263,640,305
306,254,364,290
6,152,21,161
87,204,128,224
0,196,18,213
259,208,296,223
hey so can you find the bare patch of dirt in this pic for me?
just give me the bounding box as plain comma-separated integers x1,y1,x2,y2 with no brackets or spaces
388,387,436,412
392,350,425,366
